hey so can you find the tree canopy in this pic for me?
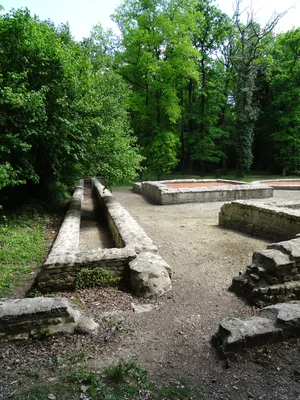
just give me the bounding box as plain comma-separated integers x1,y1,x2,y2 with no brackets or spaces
0,1,298,205
0,7,142,200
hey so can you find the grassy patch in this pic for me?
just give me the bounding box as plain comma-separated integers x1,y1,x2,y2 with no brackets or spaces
11,359,200,400
0,209,52,297
76,267,121,290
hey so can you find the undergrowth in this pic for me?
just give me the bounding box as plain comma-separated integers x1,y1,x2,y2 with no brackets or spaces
11,359,200,400
76,267,121,290
0,208,52,297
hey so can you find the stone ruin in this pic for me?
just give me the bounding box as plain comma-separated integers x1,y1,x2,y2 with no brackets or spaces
36,178,172,298
219,200,300,308
0,298,98,340
0,178,173,341
213,195,300,352
134,179,273,205
231,235,300,308
213,301,300,353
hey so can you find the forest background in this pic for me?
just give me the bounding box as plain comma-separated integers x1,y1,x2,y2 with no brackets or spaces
1,0,300,203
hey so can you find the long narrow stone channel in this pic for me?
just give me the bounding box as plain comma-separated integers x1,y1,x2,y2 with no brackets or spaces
79,180,115,250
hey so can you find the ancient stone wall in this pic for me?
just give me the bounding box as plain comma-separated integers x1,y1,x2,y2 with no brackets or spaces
231,235,300,307
0,298,98,340
139,180,273,205
93,179,158,254
219,201,300,241
92,179,172,297
37,179,172,298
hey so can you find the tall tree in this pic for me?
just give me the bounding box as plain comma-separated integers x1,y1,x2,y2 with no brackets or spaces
0,8,142,200
269,29,300,175
230,1,286,177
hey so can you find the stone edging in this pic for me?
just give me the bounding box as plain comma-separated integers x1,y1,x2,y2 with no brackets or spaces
0,297,98,340
219,200,300,241
252,179,300,190
137,180,273,205
213,301,300,353
92,179,172,297
36,178,172,298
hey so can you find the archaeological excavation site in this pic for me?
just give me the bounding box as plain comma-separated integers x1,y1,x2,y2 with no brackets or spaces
2,177,300,399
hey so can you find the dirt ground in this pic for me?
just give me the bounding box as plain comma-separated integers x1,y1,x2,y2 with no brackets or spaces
264,181,300,186
1,188,300,399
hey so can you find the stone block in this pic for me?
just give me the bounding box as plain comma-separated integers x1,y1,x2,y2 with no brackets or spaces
268,239,300,264
129,252,172,298
253,249,295,270
0,298,98,339
132,182,142,194
215,317,282,352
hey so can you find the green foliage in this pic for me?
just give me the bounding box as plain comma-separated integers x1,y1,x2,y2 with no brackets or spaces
25,287,43,298
269,29,300,174
144,131,179,178
12,355,201,400
0,162,25,190
0,209,50,297
0,8,142,203
76,267,121,290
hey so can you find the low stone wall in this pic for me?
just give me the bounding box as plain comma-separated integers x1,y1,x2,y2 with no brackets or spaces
93,179,158,254
0,298,98,340
38,248,136,292
132,182,141,194
231,235,300,307
253,179,300,190
92,179,172,297
219,201,300,241
49,185,83,260
37,178,172,298
139,179,273,205
213,301,300,352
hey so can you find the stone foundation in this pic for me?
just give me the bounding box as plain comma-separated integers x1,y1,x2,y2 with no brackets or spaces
0,298,98,340
36,179,172,297
253,179,300,190
219,200,300,241
137,179,273,205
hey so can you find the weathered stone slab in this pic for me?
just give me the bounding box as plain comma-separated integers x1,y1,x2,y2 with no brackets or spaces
268,238,300,264
129,252,172,298
261,302,300,329
253,249,295,270
215,317,282,352
214,301,300,353
47,186,83,262
0,298,98,339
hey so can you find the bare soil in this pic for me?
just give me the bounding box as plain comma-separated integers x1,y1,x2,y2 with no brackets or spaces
1,189,300,399
167,181,236,188
80,180,115,250
264,180,300,186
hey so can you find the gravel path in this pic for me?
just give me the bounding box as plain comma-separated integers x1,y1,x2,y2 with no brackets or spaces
89,188,300,400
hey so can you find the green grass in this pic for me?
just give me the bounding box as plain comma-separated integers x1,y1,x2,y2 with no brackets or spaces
0,209,51,297
10,360,200,400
